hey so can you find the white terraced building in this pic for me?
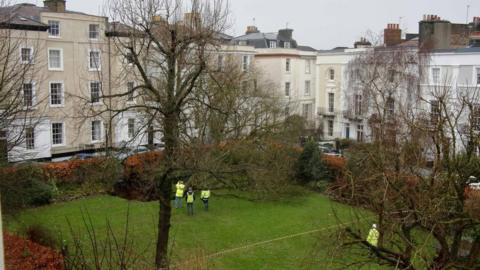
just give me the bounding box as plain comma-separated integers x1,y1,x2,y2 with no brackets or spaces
1,1,480,162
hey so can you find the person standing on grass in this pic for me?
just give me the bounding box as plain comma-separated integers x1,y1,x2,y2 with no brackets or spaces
200,189,210,211
367,224,379,247
185,187,195,216
175,180,185,209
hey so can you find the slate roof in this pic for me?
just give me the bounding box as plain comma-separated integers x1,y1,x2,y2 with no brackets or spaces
232,30,300,49
297,45,317,52
0,3,94,31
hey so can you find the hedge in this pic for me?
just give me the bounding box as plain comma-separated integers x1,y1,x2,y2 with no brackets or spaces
0,157,122,213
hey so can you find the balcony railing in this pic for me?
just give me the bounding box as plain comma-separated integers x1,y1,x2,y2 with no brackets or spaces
343,109,365,121
317,107,340,117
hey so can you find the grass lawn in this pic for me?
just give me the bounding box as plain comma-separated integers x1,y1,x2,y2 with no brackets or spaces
6,192,382,269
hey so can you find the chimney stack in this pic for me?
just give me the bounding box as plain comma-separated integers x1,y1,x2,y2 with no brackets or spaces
184,12,201,28
423,14,442,22
384,23,402,46
354,37,372,48
44,0,66,13
245,26,259,35
278,28,293,40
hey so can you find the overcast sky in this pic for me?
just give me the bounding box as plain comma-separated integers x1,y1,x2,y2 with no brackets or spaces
21,0,480,50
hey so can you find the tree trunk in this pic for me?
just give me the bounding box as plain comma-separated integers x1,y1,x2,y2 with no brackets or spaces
155,176,173,269
155,111,179,269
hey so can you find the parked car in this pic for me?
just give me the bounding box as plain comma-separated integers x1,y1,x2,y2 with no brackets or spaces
69,153,95,160
317,141,343,156
113,146,151,163
132,146,149,154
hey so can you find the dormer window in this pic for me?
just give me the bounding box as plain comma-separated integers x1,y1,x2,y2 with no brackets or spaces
284,41,291,48
269,41,277,48
238,40,247,46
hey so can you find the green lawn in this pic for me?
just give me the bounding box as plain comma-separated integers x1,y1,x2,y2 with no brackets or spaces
6,192,382,269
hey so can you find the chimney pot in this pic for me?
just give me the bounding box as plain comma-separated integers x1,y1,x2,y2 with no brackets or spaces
44,0,66,13
245,25,259,34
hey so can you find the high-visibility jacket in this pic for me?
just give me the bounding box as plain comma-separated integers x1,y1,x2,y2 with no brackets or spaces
201,190,210,199
367,228,379,247
175,182,185,197
186,192,195,203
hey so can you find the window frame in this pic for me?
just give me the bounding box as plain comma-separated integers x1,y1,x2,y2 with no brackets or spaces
25,127,35,150
217,55,224,71
269,40,277,48
357,125,364,142
23,82,35,108
430,100,441,124
329,69,335,81
91,120,102,143
472,104,480,130
328,120,334,137
242,55,250,72
49,81,64,107
20,47,34,64
51,122,65,146
89,24,100,40
432,67,440,84
304,80,311,96
47,20,60,38
345,123,350,139
354,94,363,115
302,103,312,120
386,97,395,117
285,58,291,73
48,48,63,71
328,92,335,113
127,118,135,139
90,81,102,104
305,60,311,74
88,49,102,71
127,81,135,103
284,41,291,48
476,68,480,86
285,82,291,97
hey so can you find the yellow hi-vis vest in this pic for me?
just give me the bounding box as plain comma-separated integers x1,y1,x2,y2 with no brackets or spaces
186,192,194,203
367,228,379,247
201,190,210,199
175,183,185,197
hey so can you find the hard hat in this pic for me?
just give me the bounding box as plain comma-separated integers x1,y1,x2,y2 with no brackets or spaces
372,224,377,228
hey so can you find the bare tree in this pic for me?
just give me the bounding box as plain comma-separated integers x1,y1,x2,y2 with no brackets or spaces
92,0,291,268
0,1,46,164
332,46,480,269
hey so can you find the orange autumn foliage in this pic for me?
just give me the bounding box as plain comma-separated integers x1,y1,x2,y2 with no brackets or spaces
4,232,64,270
322,155,346,172
124,151,164,179
41,158,105,183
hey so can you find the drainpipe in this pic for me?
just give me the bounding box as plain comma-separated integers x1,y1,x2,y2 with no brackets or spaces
107,17,113,154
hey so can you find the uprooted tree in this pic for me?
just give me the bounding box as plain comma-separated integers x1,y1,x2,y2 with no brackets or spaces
330,46,480,269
